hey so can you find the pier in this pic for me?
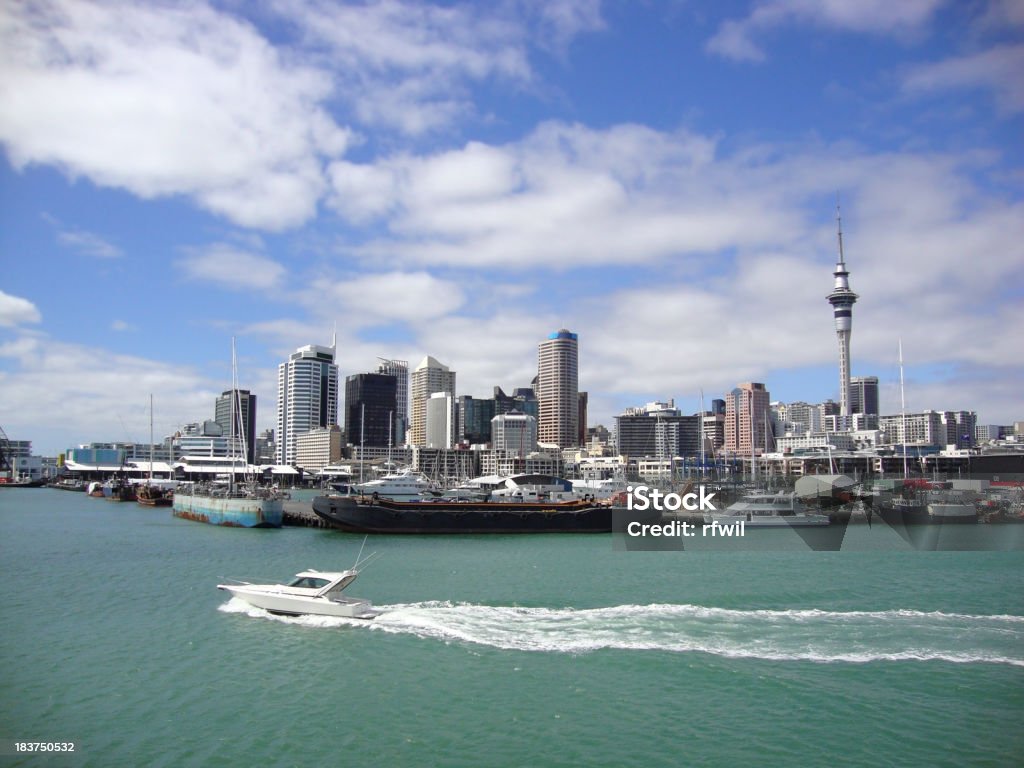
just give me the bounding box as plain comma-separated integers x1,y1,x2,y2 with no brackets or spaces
283,499,330,528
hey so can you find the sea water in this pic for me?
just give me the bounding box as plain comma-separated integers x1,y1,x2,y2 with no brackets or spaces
1,489,1022,767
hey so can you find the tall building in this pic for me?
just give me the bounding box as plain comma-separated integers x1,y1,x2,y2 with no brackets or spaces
410,356,456,446
457,395,496,445
826,209,859,424
214,389,257,464
425,392,457,449
850,375,879,416
615,401,700,459
537,329,579,448
377,358,409,445
345,373,398,449
276,343,339,465
492,410,538,456
724,383,773,455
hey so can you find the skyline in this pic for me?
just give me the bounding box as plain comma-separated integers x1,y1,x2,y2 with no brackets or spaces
2,0,1022,456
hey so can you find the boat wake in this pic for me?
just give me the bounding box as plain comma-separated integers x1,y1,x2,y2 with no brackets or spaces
219,598,1024,666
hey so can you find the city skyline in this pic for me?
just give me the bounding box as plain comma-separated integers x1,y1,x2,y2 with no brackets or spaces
1,1,1022,456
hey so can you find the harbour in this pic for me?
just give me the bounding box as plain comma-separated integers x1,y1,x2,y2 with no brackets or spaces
2,488,1022,766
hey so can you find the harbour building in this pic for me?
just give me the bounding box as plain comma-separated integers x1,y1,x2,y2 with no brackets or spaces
276,343,339,465
410,356,456,446
537,329,579,449
826,208,858,426
850,375,879,416
214,389,257,464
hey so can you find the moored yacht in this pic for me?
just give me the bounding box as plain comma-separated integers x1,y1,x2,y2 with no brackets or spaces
704,491,830,527
354,467,439,500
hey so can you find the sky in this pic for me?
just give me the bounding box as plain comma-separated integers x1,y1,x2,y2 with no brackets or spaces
1,0,1022,456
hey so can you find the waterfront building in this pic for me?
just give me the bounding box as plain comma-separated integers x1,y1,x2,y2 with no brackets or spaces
615,401,701,460
295,425,344,473
537,329,579,449
276,343,339,465
410,356,455,446
176,421,244,458
491,410,538,456
376,358,409,445
425,391,457,449
724,383,773,456
254,429,275,464
826,208,858,424
976,424,1014,443
214,389,257,464
345,373,398,449
775,432,856,453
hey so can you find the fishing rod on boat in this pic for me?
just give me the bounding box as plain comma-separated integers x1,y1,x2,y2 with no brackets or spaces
351,535,381,572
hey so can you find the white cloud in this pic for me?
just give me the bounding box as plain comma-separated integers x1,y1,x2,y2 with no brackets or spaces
0,290,41,326
0,332,217,453
177,243,287,291
0,0,352,230
315,271,466,324
56,227,123,259
902,43,1024,114
707,0,945,62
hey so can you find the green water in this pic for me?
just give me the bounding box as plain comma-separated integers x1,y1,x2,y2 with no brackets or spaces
2,490,1022,767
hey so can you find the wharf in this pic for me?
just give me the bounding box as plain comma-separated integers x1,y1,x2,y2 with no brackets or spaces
283,499,330,528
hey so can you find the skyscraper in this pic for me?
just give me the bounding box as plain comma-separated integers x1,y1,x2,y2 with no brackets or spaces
724,383,773,455
377,358,409,445
826,208,858,424
537,329,579,448
276,343,339,465
214,389,257,464
850,375,879,416
410,356,455,446
345,373,397,449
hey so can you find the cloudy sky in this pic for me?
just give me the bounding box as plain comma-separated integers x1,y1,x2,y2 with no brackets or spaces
1,0,1022,455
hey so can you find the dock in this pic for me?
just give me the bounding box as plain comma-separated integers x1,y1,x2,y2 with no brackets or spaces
283,499,331,528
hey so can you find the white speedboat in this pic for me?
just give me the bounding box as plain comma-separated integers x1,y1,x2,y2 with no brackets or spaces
218,568,380,619
704,491,830,527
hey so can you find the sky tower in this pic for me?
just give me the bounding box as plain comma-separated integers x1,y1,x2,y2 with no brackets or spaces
826,208,859,424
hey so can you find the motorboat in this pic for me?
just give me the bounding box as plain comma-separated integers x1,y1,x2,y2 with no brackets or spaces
218,568,380,619
703,490,830,527
355,467,439,500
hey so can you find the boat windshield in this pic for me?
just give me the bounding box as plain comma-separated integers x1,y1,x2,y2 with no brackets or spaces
287,577,331,589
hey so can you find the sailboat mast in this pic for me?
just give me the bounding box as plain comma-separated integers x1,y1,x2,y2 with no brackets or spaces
899,339,908,480
699,389,705,479
149,393,154,483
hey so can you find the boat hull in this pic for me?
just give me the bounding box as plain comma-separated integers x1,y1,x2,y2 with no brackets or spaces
173,493,283,528
219,586,378,619
876,500,978,525
312,495,613,534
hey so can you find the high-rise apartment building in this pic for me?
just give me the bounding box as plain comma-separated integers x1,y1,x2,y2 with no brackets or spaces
214,389,257,464
537,329,579,448
724,382,773,455
492,410,538,456
276,344,339,465
410,356,455,446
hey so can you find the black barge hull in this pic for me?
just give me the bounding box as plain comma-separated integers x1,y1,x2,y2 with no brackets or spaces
312,495,614,534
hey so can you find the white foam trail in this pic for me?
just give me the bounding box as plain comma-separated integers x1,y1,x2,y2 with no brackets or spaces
219,598,1024,666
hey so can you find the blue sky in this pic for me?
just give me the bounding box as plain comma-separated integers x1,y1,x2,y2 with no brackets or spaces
1,0,1022,456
